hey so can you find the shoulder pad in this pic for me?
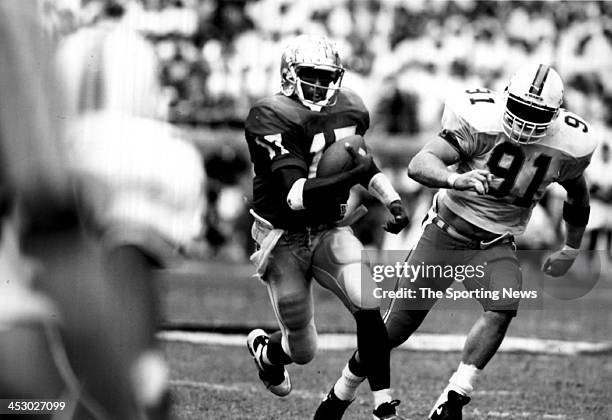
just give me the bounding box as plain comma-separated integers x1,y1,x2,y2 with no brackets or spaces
540,110,598,158
337,88,368,112
245,95,303,136
443,89,505,134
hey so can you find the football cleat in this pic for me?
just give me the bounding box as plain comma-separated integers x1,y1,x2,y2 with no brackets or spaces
313,386,354,420
246,329,291,397
372,399,404,420
428,390,471,420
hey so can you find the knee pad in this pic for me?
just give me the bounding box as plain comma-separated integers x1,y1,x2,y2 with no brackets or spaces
343,263,380,310
339,262,379,310
327,229,362,266
316,230,377,310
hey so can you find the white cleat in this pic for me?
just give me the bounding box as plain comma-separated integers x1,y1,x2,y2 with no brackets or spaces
246,329,291,397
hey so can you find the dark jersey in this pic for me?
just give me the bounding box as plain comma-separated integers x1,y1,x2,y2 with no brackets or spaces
245,89,370,229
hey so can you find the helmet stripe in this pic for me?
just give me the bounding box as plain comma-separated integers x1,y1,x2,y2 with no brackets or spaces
529,64,550,96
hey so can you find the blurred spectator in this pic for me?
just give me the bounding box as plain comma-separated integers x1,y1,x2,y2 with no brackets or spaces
585,136,612,258
204,145,251,261
114,0,611,140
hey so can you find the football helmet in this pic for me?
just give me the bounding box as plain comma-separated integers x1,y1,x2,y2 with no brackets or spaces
502,64,564,144
280,35,344,108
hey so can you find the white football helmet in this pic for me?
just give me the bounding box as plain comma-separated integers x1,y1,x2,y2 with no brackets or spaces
502,64,564,144
280,35,344,108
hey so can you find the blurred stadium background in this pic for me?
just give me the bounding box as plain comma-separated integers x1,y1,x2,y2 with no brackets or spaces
47,0,612,260
43,0,612,418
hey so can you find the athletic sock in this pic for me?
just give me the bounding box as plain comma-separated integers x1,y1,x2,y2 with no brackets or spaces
263,331,292,366
333,362,366,401
373,388,393,408
447,362,481,397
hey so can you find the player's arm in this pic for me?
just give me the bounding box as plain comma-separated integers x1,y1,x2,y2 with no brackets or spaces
407,135,492,194
352,143,409,234
560,174,590,248
283,144,409,233
282,145,378,211
542,174,590,277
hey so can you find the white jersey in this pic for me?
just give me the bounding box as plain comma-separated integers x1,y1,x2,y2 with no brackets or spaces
56,23,206,261
438,88,597,235
66,114,206,260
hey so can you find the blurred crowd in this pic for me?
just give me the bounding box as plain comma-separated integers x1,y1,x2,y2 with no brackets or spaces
124,0,612,131
46,0,612,260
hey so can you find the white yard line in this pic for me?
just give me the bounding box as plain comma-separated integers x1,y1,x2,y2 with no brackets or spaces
168,379,321,400
469,410,568,419
169,379,519,399
159,331,612,356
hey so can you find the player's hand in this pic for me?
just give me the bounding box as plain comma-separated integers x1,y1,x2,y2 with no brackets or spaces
542,246,580,277
345,143,376,180
384,200,409,234
451,169,494,195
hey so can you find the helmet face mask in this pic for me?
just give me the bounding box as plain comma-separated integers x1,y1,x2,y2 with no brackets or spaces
294,65,344,105
280,36,344,108
502,93,559,144
502,64,563,144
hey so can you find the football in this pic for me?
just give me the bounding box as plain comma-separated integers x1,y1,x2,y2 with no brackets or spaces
316,134,366,177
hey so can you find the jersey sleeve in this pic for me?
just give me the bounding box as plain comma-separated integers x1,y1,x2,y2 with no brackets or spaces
558,153,593,183
245,101,307,173
438,102,479,158
554,112,598,183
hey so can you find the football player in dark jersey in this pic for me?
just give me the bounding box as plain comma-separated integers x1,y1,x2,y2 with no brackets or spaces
244,35,409,420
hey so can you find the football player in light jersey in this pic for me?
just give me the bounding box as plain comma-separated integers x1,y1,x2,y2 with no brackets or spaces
244,35,409,419
55,2,206,418
316,64,596,420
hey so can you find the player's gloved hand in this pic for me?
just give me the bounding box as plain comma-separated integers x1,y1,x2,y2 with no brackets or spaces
542,246,580,277
345,143,377,182
384,200,409,234
449,169,494,195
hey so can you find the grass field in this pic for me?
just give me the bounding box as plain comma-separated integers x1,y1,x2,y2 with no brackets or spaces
165,342,611,420
157,259,612,419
